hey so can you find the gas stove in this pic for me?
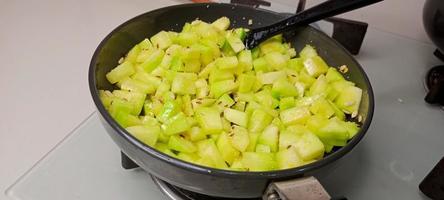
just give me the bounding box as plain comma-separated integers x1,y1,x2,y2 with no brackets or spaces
6,1,444,200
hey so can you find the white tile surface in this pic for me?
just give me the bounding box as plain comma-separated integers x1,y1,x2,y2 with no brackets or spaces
0,1,178,199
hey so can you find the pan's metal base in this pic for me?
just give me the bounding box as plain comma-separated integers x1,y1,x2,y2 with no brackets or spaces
151,175,260,200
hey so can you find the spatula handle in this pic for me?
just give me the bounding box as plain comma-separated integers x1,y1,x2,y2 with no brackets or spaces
245,0,383,49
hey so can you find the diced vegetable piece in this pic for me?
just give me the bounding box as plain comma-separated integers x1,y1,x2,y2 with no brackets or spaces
294,131,324,161
184,126,206,142
265,52,288,70
227,35,245,53
125,45,141,64
106,61,135,84
217,132,240,165
224,108,248,127
280,106,311,125
303,56,329,77
139,50,165,72
276,148,303,169
211,17,230,31
155,143,176,157
342,121,360,139
279,97,295,110
126,125,160,146
157,100,181,123
112,90,146,115
278,126,305,151
248,109,273,133
272,78,299,98
253,57,270,72
299,45,318,59
177,152,200,163
255,144,271,153
168,135,197,153
209,68,234,84
326,67,345,82
238,74,256,93
197,139,228,168
315,118,349,141
151,31,172,50
258,125,279,152
241,152,276,171
215,56,238,69
195,107,223,134
99,90,114,109
178,32,199,47
309,98,335,119
335,85,362,114
257,71,286,84
210,79,238,98
259,40,285,55
120,78,155,94
238,50,253,72
229,126,250,152
162,112,191,135
171,72,197,95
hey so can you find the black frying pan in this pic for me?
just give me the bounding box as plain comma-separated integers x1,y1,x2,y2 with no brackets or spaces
89,3,374,198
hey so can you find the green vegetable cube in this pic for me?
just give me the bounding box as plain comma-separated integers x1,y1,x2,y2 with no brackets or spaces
157,100,181,123
224,108,248,127
238,74,256,93
265,52,288,70
106,61,135,84
178,32,199,47
229,126,250,152
276,148,303,169
303,56,329,77
226,35,245,53
195,107,223,134
255,144,271,153
257,71,286,84
215,56,238,69
253,57,270,72
120,78,155,94
171,73,197,95
299,45,318,59
217,132,240,165
184,126,206,142
316,118,349,141
177,152,200,163
168,135,197,153
211,17,230,31
238,50,253,72
294,131,324,161
326,67,345,82
126,125,160,146
248,109,273,133
279,97,295,110
258,125,279,152
139,50,165,72
151,31,172,50
241,152,276,171
334,85,362,114
162,112,191,135
197,139,228,168
280,106,311,125
210,80,237,98
309,98,335,119
272,78,298,98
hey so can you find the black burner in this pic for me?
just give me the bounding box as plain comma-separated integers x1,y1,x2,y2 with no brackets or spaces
424,50,444,106
152,175,260,200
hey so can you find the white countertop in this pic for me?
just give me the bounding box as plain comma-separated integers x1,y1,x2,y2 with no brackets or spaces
0,1,178,199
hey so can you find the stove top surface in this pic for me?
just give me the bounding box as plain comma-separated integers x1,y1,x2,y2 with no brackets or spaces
6,23,444,199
